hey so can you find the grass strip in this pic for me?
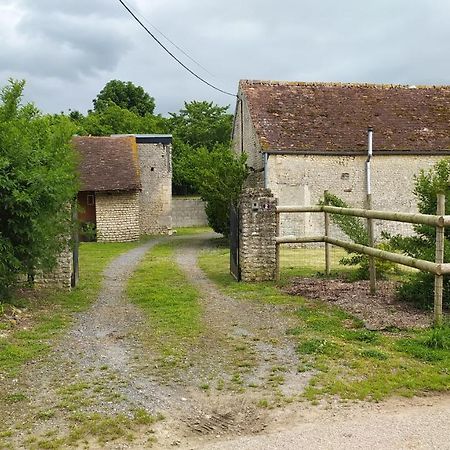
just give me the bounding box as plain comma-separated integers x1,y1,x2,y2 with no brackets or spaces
199,244,450,401
127,241,202,367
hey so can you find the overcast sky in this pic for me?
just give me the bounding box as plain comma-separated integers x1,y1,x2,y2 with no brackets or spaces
1,0,449,116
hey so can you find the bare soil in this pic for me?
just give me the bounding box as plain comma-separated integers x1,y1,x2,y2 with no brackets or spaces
284,277,433,330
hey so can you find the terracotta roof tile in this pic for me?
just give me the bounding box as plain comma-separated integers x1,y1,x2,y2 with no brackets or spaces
72,136,141,192
240,80,450,152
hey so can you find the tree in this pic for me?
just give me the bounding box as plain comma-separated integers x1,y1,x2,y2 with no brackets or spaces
169,101,233,149
93,80,156,117
169,101,233,195
180,145,248,236
388,159,450,309
74,104,168,136
0,80,78,297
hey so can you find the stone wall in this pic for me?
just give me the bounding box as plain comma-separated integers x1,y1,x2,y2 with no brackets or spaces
138,142,172,235
34,246,73,290
239,188,278,281
268,153,444,238
96,191,140,242
232,96,265,187
171,197,208,227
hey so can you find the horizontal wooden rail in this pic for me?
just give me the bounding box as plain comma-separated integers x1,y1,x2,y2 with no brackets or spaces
276,235,325,244
276,206,323,213
275,234,450,275
276,204,449,227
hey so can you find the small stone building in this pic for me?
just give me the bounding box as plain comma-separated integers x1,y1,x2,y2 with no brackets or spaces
74,134,172,242
232,80,450,237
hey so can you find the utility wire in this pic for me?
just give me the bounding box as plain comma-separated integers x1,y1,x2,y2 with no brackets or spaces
124,1,216,79
117,0,236,97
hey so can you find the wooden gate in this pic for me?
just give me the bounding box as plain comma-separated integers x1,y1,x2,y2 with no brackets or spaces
229,203,241,280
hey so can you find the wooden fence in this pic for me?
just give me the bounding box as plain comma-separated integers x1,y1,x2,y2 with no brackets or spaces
276,193,448,326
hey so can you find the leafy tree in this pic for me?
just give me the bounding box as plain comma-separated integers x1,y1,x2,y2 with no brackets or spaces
388,159,450,309
93,80,156,117
0,80,78,297
169,101,233,149
169,101,233,195
180,145,248,236
74,104,168,136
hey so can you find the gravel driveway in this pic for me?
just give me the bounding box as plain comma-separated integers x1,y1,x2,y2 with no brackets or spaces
1,234,449,449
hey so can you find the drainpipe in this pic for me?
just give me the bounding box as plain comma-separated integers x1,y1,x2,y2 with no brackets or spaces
263,152,269,188
366,126,376,294
366,126,373,195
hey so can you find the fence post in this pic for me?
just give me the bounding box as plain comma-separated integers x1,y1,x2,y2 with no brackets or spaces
434,193,445,326
366,193,376,294
324,190,331,276
275,210,281,281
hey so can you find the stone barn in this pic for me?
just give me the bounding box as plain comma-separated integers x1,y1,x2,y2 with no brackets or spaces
232,80,450,237
74,134,172,242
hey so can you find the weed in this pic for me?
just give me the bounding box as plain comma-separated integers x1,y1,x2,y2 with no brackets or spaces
360,349,388,360
257,398,269,408
3,392,27,404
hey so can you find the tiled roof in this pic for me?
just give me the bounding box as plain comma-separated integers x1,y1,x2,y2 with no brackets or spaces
240,80,450,152
72,136,141,192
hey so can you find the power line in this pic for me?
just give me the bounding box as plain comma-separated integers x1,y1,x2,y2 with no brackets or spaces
117,0,236,98
123,1,216,79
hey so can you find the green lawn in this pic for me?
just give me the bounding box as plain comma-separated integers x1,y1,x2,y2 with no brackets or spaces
199,242,450,401
0,241,139,377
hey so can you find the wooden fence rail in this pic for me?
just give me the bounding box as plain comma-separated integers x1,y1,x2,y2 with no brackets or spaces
276,194,447,326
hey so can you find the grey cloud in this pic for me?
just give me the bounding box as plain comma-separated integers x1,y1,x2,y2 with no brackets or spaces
2,0,450,114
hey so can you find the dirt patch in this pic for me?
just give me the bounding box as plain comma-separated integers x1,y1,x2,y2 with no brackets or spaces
284,277,432,330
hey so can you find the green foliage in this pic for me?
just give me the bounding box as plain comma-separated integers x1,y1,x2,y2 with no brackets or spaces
72,103,168,137
0,79,78,297
388,159,450,308
169,101,233,149
180,145,248,236
321,192,395,280
169,101,233,195
93,80,155,116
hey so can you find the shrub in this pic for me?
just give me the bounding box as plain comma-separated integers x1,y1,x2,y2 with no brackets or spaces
321,192,395,280
0,79,78,297
387,159,450,309
180,145,248,237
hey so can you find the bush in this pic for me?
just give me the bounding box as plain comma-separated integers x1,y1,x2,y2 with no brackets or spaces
179,145,248,237
0,79,78,298
321,192,395,280
388,159,450,309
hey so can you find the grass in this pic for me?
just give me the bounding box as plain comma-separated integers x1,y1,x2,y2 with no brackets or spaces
199,243,450,401
0,241,140,378
127,241,203,370
173,226,213,236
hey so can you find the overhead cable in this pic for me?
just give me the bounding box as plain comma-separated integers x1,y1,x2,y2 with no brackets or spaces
117,0,236,97
123,1,216,79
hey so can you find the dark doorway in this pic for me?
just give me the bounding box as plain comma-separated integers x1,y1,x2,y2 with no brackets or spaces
77,192,97,241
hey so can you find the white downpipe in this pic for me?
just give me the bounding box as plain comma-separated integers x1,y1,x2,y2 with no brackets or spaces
366,127,373,195
264,152,269,188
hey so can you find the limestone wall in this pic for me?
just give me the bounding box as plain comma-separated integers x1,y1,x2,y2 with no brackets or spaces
171,197,208,227
268,153,444,238
239,188,278,281
138,142,172,235
96,191,140,242
232,96,265,187
35,247,73,290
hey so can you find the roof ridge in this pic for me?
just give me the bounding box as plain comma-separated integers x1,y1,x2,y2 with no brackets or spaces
239,79,450,89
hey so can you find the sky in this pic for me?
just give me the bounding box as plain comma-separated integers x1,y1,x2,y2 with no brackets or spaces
1,0,449,116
